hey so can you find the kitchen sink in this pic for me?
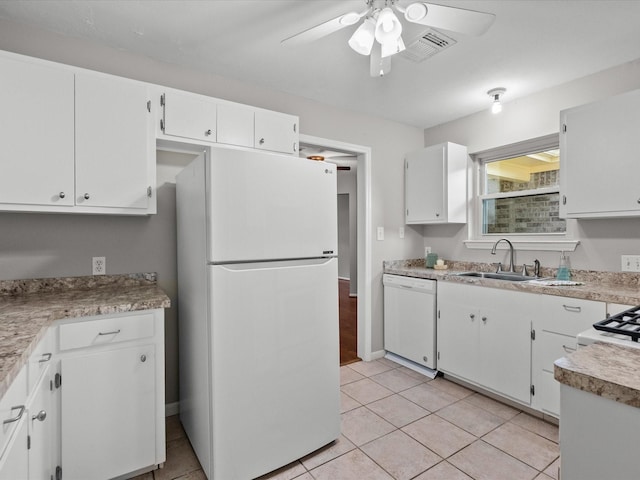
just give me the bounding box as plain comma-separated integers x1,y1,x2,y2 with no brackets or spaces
455,272,534,282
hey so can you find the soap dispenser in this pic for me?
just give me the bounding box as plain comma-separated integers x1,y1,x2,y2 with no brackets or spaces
557,251,571,281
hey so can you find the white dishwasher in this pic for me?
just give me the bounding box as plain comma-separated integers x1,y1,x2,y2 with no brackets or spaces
383,274,437,370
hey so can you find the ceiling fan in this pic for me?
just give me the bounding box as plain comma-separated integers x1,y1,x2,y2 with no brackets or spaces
282,0,495,77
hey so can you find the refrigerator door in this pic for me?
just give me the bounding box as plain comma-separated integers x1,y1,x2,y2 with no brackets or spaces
207,146,337,263
209,258,340,480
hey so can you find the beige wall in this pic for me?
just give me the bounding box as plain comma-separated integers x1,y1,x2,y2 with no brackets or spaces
422,58,640,273
0,19,425,404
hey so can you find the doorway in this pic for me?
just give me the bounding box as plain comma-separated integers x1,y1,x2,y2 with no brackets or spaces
299,135,372,364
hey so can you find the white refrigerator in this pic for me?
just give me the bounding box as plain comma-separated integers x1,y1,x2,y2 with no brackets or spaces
176,146,340,480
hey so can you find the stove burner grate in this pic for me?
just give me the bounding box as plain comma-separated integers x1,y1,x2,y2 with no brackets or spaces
593,306,640,342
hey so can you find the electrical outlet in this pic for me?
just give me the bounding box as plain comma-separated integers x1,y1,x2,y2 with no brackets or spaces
399,227,405,239
425,246,432,255
377,227,384,241
92,256,106,275
621,255,640,272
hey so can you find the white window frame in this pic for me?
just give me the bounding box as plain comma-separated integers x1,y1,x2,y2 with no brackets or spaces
464,133,580,252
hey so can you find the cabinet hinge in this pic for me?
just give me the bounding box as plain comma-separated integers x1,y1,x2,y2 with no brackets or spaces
437,310,440,319
147,186,153,198
562,124,567,133
293,123,297,133
146,100,151,113
160,93,165,107
293,142,298,152
530,384,535,396
406,209,409,216
56,465,62,480
562,195,567,205
531,329,535,340
27,434,31,450
55,373,62,389
160,93,166,133
437,351,440,360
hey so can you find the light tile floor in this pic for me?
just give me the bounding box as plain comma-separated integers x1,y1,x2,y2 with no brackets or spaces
135,358,561,480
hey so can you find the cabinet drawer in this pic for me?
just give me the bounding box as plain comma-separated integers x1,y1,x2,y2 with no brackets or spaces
538,330,577,372
534,296,605,335
27,329,54,395
0,368,27,459
59,313,154,351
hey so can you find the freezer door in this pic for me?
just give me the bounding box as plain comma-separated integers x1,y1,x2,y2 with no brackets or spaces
209,258,340,479
207,146,337,263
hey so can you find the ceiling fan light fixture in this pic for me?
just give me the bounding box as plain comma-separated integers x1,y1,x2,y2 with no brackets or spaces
374,7,403,45
487,88,506,114
404,3,428,22
348,17,376,55
381,35,406,58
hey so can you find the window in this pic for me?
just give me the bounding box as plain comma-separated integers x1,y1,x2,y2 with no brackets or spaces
481,148,565,234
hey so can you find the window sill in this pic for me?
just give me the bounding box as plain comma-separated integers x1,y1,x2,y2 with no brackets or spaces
464,239,580,252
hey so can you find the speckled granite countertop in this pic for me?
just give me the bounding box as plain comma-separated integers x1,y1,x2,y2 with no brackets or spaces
384,259,640,305
0,273,170,400
554,343,640,408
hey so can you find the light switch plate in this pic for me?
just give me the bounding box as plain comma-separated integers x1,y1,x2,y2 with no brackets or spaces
399,227,405,239
377,227,384,241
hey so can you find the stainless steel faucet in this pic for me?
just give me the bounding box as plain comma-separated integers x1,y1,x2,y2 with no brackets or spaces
491,238,515,272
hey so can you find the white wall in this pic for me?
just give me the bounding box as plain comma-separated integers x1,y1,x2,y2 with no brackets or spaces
423,58,640,272
0,18,425,402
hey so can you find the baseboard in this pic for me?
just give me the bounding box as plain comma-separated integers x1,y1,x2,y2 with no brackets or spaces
369,349,386,360
165,401,180,417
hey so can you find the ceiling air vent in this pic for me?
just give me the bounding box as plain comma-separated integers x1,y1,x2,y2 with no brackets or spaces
399,29,457,63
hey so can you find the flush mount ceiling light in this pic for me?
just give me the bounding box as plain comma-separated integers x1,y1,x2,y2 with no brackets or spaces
487,88,506,114
282,0,496,78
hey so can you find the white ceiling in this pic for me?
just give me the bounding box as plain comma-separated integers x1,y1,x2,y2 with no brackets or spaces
1,0,639,129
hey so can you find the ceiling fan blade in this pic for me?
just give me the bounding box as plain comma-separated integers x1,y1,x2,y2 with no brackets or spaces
281,9,365,46
370,43,391,77
405,2,495,36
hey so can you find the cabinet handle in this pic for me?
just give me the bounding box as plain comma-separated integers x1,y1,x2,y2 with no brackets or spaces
436,213,440,217
469,314,475,320
637,198,640,204
38,352,52,363
482,316,487,323
140,354,147,363
83,193,90,200
259,138,265,145
59,192,66,199
3,405,25,424
562,345,576,353
205,129,212,136
562,304,581,313
32,410,47,422
98,329,121,336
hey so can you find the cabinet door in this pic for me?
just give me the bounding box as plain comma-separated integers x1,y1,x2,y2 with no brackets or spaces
254,110,298,154
561,89,640,218
162,90,217,143
437,283,479,381
75,73,153,211
28,368,53,480
405,145,445,223
0,56,74,207
217,103,254,148
479,303,531,404
61,345,156,480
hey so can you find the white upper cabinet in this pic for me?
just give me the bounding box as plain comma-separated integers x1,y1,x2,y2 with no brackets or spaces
254,110,299,155
405,142,468,224
0,52,156,215
560,89,640,218
161,90,217,143
0,56,75,207
76,73,154,211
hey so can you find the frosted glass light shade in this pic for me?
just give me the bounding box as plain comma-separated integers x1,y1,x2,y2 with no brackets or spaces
374,8,402,44
348,17,376,55
381,35,406,58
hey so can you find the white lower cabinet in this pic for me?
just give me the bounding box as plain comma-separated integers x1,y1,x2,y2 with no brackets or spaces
56,309,165,480
437,282,532,404
0,309,165,480
530,296,605,417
